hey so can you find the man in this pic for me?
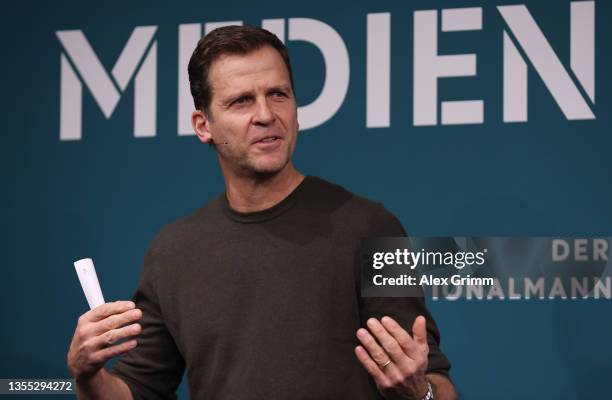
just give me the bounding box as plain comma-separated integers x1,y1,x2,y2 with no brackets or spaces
67,26,457,400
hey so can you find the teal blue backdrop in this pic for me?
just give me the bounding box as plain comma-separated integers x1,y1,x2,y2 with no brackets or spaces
1,0,611,399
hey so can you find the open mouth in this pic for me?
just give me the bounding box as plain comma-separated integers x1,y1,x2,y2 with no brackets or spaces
255,136,281,143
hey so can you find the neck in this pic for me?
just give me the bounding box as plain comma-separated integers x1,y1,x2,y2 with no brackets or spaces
222,163,305,213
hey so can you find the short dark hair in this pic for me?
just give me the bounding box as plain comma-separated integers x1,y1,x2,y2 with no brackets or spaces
188,25,295,116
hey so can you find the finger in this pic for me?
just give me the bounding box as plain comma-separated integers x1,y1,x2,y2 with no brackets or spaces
354,345,391,387
356,327,405,383
381,316,424,359
90,339,138,365
82,301,135,323
90,308,142,336
92,323,142,350
356,327,391,367
366,318,410,365
412,316,429,354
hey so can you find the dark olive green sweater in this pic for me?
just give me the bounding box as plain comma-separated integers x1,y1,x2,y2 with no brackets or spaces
112,176,450,400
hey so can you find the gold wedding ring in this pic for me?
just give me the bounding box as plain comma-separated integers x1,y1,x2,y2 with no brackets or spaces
379,360,391,369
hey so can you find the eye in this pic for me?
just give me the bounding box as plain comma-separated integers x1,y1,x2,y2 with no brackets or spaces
270,90,288,99
232,96,251,106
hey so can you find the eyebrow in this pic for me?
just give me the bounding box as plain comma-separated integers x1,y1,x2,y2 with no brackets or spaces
268,85,293,95
220,91,254,108
220,85,294,107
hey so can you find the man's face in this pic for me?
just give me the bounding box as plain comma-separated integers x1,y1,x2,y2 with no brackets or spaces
196,46,298,177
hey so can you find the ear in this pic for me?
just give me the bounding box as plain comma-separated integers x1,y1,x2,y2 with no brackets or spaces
192,110,213,144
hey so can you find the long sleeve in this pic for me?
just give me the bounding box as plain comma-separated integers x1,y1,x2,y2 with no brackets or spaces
359,204,452,377
111,238,186,400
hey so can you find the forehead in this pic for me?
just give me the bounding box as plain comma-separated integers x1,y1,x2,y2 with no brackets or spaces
208,46,291,97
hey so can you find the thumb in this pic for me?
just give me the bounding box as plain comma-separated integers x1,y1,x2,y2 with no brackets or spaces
412,315,429,354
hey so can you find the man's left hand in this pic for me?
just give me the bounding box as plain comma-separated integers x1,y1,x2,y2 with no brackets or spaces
355,315,430,400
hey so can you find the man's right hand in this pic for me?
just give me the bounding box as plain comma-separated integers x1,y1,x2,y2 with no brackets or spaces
67,301,142,382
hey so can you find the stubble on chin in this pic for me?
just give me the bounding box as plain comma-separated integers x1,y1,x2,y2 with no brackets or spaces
221,135,296,179
221,150,287,179
245,155,290,178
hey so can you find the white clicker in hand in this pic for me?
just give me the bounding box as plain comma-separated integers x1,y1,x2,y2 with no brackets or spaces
74,258,105,309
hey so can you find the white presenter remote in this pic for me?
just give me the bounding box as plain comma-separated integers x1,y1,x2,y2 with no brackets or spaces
74,258,106,309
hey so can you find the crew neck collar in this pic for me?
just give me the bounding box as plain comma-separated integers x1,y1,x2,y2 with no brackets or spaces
220,176,311,223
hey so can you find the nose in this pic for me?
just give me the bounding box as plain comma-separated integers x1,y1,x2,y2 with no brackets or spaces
252,98,275,126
